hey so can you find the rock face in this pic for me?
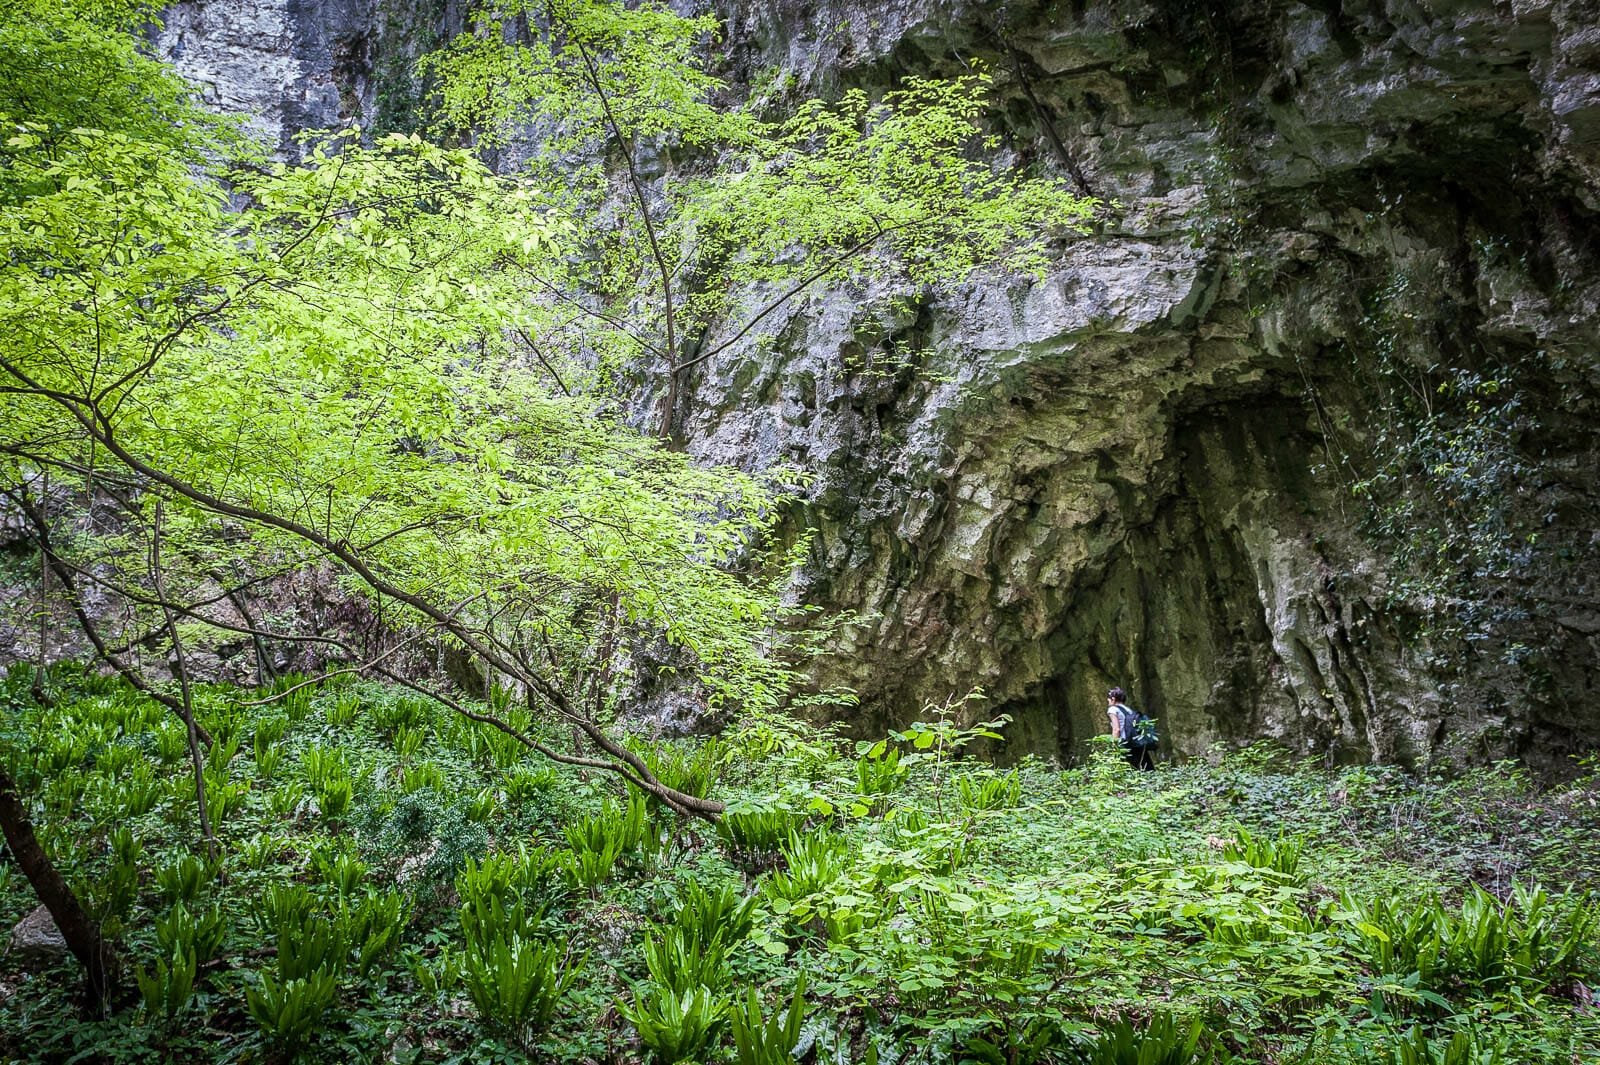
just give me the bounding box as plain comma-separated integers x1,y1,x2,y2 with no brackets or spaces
689,0,1600,769
155,0,1600,768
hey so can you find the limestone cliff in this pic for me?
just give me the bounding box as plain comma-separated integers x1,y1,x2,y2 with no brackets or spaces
149,0,1600,769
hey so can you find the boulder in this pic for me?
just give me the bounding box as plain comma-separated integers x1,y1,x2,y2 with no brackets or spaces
8,904,67,961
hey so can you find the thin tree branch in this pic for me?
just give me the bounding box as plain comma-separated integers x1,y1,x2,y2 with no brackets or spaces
673,218,918,374
152,500,217,861
572,36,679,437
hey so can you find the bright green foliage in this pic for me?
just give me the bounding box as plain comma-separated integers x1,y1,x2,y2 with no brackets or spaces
638,740,729,806
960,1017,1074,1065
265,890,348,984
343,890,407,977
155,902,227,968
1223,826,1304,879
858,743,910,797
1347,1026,1511,1065
1341,882,1595,996
373,696,432,737
316,851,368,899
135,947,197,1027
92,827,140,927
245,971,341,1054
763,829,847,910
620,984,731,1064
4,672,1600,1064
956,768,1023,813
564,801,639,889
685,74,1094,286
642,924,731,993
0,0,243,171
730,980,807,1065
303,748,356,819
0,4,811,776
421,1,1095,377
463,935,581,1038
113,765,165,817
1067,1015,1219,1065
425,0,733,149
716,803,799,858
671,879,757,947
458,845,570,943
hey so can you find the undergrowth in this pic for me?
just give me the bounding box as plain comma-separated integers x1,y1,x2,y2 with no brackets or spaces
0,665,1596,1064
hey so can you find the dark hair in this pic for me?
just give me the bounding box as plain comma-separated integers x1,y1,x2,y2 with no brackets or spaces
1107,687,1125,702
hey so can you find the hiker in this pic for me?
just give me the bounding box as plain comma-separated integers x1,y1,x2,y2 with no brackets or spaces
1106,687,1157,769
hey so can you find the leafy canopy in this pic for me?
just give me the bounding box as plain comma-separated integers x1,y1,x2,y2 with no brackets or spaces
0,0,802,735
420,0,1098,426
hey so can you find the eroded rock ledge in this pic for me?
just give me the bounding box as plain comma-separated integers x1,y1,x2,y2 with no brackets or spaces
142,0,1600,768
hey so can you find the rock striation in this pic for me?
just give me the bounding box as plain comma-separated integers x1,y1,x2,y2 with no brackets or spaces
150,0,1600,769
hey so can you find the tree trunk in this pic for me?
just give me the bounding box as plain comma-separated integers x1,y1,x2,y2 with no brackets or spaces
0,767,120,1005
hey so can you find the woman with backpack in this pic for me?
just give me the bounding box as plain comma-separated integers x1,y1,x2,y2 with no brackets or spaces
1106,687,1157,769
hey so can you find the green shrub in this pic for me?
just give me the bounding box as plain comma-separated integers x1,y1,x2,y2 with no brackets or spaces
258,884,341,981
156,902,227,967
567,792,649,856
255,745,282,779
764,829,845,905
343,889,407,977
154,725,188,766
620,984,730,1065
956,768,1023,812
316,776,353,818
117,762,165,817
303,747,354,818
462,934,580,1039
1069,1014,1219,1065
394,724,425,761
267,780,306,819
156,853,216,905
563,801,641,890
205,774,250,825
1344,1026,1509,1065
643,924,731,993
961,1017,1072,1065
856,743,907,797
93,826,140,924
273,676,316,723
374,695,432,736
1223,826,1304,878
730,981,806,1065
401,762,444,794
672,879,757,946
1344,881,1594,996
136,947,197,1027
1501,882,1595,985
253,715,288,753
326,692,361,727
503,763,561,805
316,850,367,899
464,719,526,770
639,739,726,806
716,805,797,859
206,733,241,773
458,846,569,945
246,970,339,1054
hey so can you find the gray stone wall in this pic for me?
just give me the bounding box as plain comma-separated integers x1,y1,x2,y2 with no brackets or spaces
144,0,1600,768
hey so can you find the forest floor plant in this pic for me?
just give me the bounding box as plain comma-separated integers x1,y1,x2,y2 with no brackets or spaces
1,668,1597,1063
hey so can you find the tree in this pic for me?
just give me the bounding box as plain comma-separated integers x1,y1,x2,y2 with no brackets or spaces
421,0,1097,439
0,0,1094,999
